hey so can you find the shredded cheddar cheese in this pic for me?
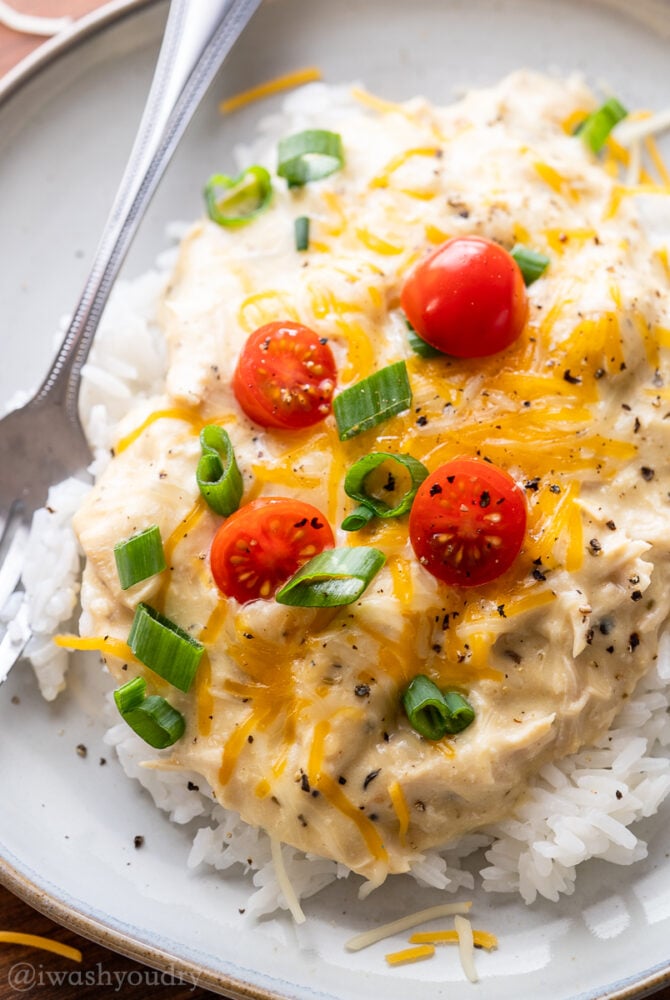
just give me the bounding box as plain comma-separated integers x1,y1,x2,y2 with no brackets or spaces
387,780,410,846
385,944,435,965
219,66,323,114
115,406,202,455
53,634,138,664
0,933,82,963
410,929,498,950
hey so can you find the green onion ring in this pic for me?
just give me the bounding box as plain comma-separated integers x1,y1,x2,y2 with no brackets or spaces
113,675,146,714
196,425,244,516
128,603,204,693
114,524,166,591
441,690,476,734
333,361,412,441
204,166,273,227
114,677,186,749
510,244,550,286
402,675,475,741
575,97,627,154
344,452,429,519
276,546,386,607
295,215,310,251
341,504,376,532
277,129,344,187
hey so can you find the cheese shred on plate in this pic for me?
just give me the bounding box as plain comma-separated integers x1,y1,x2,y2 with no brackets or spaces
62,69,670,911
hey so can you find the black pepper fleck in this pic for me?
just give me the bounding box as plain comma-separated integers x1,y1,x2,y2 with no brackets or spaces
363,769,381,790
599,617,614,636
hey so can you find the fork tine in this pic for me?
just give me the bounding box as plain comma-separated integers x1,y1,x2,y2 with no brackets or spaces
0,601,30,684
0,516,29,613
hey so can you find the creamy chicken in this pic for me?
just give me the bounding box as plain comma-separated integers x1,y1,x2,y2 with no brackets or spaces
74,72,670,887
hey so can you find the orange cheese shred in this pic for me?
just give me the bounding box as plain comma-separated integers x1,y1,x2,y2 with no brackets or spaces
410,929,499,950
53,634,138,664
115,406,202,455
388,780,410,845
219,66,322,114
385,944,435,966
0,933,82,963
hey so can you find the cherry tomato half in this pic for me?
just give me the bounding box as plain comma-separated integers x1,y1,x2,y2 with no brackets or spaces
409,458,526,587
210,497,335,603
401,236,528,358
233,321,337,430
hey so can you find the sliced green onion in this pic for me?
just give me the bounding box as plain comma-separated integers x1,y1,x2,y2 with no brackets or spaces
277,129,344,187
510,244,550,286
114,525,166,591
341,503,376,532
406,320,443,359
196,424,243,516
333,361,412,441
295,215,310,251
113,675,146,714
402,675,475,741
575,97,628,154
114,677,185,749
204,165,273,227
128,603,204,693
344,452,429,518
276,546,385,607
442,691,476,734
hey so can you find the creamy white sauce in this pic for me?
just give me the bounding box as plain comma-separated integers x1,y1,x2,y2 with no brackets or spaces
74,71,670,886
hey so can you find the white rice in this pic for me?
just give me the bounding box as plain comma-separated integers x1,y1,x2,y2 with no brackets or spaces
15,81,670,919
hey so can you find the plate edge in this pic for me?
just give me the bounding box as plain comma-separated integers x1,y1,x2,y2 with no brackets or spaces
0,0,163,109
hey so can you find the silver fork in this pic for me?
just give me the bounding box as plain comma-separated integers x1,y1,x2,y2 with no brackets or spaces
0,0,262,682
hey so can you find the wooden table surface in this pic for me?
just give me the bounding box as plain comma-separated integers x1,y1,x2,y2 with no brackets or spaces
2,3,670,999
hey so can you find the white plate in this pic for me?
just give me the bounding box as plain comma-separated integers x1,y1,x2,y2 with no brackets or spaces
3,1,670,997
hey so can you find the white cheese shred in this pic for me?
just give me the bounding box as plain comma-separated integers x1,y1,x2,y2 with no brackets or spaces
615,108,670,147
345,901,473,952
270,837,306,925
454,914,478,984
626,140,642,187
0,1,72,35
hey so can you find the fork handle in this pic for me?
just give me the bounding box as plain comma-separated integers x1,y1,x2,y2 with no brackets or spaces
35,0,261,421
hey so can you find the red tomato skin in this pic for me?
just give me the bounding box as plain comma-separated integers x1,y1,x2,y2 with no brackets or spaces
210,497,335,604
409,458,527,587
401,236,528,358
233,321,337,430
